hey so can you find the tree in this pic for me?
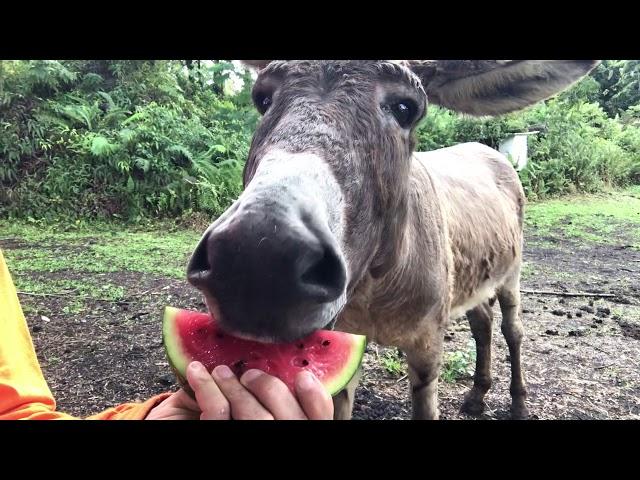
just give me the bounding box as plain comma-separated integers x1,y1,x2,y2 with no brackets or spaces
592,60,640,117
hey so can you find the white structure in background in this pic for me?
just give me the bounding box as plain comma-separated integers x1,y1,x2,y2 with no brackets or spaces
224,61,255,95
185,61,252,97
498,131,539,171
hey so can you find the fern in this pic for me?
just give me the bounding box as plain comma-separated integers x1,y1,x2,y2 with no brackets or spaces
122,111,147,125
62,104,95,129
3,59,639,221
26,61,77,92
190,149,219,182
90,135,118,157
34,112,71,131
80,73,104,91
167,144,194,163
97,91,116,110
103,107,130,127
118,128,136,144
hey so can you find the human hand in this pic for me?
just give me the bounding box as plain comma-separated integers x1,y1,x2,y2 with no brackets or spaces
146,361,334,420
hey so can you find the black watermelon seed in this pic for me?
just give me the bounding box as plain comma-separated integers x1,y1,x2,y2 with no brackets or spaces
322,340,331,346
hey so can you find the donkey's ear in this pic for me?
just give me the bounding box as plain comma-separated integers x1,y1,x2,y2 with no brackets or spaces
408,60,600,116
241,60,273,71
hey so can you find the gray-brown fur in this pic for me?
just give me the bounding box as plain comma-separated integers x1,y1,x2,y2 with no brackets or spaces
334,143,528,418
188,60,599,419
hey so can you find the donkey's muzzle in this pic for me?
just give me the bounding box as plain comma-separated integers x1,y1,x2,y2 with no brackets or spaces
187,204,347,341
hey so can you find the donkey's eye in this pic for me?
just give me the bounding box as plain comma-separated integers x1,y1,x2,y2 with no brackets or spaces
254,93,272,115
389,99,418,128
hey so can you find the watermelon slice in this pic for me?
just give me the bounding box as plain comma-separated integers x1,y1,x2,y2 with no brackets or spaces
162,306,366,396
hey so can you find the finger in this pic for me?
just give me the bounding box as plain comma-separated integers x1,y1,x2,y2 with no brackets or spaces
294,371,334,420
185,361,231,420
211,365,274,420
145,390,200,420
240,369,307,420
172,388,200,411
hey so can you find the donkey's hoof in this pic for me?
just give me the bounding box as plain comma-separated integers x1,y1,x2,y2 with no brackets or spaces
461,397,487,416
510,406,530,420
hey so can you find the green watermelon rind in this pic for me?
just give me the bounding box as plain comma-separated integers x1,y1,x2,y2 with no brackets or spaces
163,307,194,396
162,306,366,397
320,333,366,395
163,306,191,375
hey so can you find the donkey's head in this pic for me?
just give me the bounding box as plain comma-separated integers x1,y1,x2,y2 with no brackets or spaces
187,60,598,342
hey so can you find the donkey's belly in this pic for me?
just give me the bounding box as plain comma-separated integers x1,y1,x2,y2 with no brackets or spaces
449,278,499,320
449,259,519,319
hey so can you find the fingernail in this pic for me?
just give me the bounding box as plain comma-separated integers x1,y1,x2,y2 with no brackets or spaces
189,361,206,375
213,365,234,379
241,369,263,384
297,371,316,391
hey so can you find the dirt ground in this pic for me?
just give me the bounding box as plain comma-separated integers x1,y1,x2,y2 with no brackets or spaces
3,224,639,420
352,233,640,420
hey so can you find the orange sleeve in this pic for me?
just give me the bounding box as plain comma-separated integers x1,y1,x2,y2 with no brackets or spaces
0,248,172,420
86,393,173,420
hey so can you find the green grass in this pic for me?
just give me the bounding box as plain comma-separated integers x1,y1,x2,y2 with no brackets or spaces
381,350,406,376
521,260,579,282
525,186,640,246
1,220,202,279
525,238,556,249
441,347,476,383
612,305,640,323
62,299,87,315
12,276,126,300
521,261,537,280
377,345,476,383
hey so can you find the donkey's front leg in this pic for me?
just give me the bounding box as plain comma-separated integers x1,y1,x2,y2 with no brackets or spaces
404,327,445,420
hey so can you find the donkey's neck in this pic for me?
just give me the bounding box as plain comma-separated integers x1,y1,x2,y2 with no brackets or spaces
349,158,452,335
337,156,453,344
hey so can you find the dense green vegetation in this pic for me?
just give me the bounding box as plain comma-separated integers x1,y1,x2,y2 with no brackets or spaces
1,60,639,221
0,61,257,221
416,61,640,199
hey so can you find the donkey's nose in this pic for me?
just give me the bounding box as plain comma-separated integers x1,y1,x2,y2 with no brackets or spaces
294,235,346,302
187,212,347,309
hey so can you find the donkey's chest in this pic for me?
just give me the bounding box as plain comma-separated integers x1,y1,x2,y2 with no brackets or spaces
334,274,449,347
335,307,425,347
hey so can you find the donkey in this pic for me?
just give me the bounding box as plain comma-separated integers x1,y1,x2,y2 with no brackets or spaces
186,60,599,419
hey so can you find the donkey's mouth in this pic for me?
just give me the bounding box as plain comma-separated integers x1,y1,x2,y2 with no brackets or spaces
202,294,343,344
202,295,271,342
325,316,338,331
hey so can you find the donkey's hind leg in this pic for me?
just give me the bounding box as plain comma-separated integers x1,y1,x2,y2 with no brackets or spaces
497,271,530,420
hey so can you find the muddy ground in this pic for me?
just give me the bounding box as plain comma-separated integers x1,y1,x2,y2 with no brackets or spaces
3,228,639,420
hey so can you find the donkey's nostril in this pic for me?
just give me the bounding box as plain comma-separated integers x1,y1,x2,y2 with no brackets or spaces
298,244,346,302
187,233,212,287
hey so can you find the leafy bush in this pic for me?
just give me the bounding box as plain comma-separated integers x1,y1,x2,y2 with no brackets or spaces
415,70,640,200
0,60,256,221
1,60,639,221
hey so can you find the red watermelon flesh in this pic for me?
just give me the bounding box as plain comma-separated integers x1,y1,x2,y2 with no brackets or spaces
163,307,366,396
